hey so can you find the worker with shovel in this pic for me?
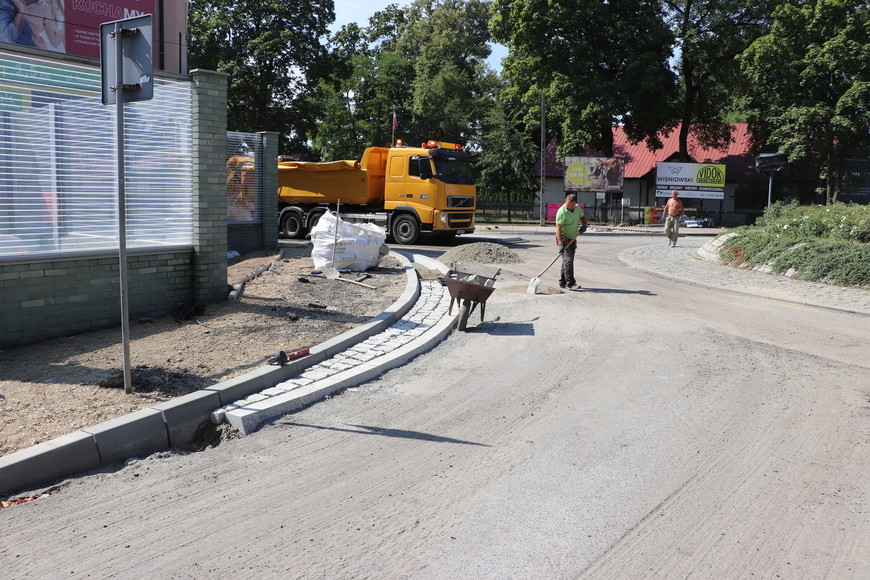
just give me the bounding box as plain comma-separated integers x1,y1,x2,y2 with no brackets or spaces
555,192,588,290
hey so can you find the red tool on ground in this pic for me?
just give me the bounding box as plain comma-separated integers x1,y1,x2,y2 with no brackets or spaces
268,347,310,366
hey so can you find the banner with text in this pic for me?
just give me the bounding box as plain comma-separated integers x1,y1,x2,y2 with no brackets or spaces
564,156,624,193
655,162,726,199
0,0,155,60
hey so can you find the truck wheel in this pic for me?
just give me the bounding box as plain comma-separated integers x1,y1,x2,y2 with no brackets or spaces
280,211,305,239
391,214,419,245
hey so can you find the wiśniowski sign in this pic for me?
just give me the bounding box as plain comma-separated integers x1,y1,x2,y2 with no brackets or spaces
656,162,726,200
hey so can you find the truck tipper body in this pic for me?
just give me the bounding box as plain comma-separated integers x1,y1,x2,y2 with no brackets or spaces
277,140,476,245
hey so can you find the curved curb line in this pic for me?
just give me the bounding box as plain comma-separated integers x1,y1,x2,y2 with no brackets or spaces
221,251,454,435
617,245,870,317
0,251,425,497
227,247,290,304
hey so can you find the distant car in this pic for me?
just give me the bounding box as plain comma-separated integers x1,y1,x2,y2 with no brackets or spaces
681,216,715,228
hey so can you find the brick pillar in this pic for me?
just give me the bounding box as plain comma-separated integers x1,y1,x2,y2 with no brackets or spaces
190,69,230,304
259,131,279,249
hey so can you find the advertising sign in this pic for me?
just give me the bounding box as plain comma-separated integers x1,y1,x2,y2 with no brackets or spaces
565,156,625,193
655,162,726,199
0,0,154,60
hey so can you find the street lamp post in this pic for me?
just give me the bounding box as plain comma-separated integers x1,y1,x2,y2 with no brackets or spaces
755,152,788,208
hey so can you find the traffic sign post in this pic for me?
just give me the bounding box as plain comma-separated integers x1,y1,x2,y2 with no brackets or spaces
100,15,153,394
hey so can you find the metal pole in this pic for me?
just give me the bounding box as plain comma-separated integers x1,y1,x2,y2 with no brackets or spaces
767,173,773,208
115,23,133,394
539,94,546,226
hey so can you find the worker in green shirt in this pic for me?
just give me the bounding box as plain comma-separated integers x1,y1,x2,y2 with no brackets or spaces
555,192,588,290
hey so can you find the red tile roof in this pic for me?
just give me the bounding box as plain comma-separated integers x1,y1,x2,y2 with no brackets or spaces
536,123,758,181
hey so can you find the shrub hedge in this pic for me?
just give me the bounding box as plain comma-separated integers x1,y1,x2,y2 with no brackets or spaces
719,202,870,287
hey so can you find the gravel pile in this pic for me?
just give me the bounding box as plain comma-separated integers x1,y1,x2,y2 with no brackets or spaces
439,242,522,266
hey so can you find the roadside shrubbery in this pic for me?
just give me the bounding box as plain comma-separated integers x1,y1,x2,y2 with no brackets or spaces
719,202,870,287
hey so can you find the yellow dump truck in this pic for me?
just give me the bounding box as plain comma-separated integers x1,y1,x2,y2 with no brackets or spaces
278,140,476,245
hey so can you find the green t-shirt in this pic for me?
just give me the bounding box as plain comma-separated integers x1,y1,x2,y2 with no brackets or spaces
556,203,584,239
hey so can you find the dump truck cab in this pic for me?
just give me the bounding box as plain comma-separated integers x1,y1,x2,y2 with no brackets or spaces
382,140,476,243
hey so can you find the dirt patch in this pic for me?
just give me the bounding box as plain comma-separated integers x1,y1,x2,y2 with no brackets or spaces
0,244,406,458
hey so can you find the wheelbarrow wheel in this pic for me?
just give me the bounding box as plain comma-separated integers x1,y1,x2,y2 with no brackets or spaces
457,299,471,331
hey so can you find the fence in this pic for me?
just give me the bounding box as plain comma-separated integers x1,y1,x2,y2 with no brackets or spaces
0,51,194,259
475,200,754,227
475,200,538,222
0,53,229,347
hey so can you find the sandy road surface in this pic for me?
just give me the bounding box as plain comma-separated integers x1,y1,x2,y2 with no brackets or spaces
1,233,868,579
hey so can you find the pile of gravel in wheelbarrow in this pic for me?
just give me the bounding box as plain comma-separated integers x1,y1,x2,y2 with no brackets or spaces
439,242,522,266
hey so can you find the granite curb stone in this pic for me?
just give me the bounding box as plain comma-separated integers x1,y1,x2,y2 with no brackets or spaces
221,266,452,435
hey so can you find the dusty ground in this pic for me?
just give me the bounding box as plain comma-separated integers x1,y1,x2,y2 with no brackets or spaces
0,243,407,458
1,236,866,577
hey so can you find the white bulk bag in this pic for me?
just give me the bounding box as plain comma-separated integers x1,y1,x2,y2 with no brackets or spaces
310,212,386,272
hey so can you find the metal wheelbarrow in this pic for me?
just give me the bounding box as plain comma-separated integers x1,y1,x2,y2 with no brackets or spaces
441,268,499,331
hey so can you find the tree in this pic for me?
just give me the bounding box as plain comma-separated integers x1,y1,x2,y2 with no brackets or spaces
306,15,415,160
187,0,334,153
309,0,497,157
475,85,539,208
490,0,677,158
395,0,497,144
740,0,870,203
663,0,773,159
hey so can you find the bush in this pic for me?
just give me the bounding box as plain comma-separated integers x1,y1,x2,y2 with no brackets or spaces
721,202,870,287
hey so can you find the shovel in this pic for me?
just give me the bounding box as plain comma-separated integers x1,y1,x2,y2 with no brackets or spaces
527,238,575,294
322,200,341,279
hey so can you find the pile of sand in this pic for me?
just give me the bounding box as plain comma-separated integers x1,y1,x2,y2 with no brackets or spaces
439,242,522,266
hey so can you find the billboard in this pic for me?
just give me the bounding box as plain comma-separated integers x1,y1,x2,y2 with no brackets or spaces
655,162,726,199
564,156,625,193
1,0,155,60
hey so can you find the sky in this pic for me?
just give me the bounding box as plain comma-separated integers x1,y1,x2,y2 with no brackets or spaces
331,0,508,72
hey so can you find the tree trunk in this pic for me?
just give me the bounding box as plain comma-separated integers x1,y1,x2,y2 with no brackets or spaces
599,119,615,157
679,61,696,162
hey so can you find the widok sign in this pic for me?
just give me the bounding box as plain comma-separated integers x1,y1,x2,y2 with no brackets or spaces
656,162,726,199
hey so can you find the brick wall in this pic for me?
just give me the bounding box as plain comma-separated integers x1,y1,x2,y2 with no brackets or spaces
0,251,192,347
259,131,280,249
228,224,265,255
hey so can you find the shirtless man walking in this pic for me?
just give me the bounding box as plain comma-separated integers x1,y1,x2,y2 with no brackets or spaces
663,190,684,247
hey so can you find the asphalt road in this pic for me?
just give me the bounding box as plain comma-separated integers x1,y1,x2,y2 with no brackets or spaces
2,231,868,579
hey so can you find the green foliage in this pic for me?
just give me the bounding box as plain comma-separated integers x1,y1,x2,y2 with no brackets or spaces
773,241,870,286
740,0,870,203
757,201,870,242
721,202,870,287
308,0,496,158
187,0,334,154
665,0,774,157
475,89,539,202
490,0,677,156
